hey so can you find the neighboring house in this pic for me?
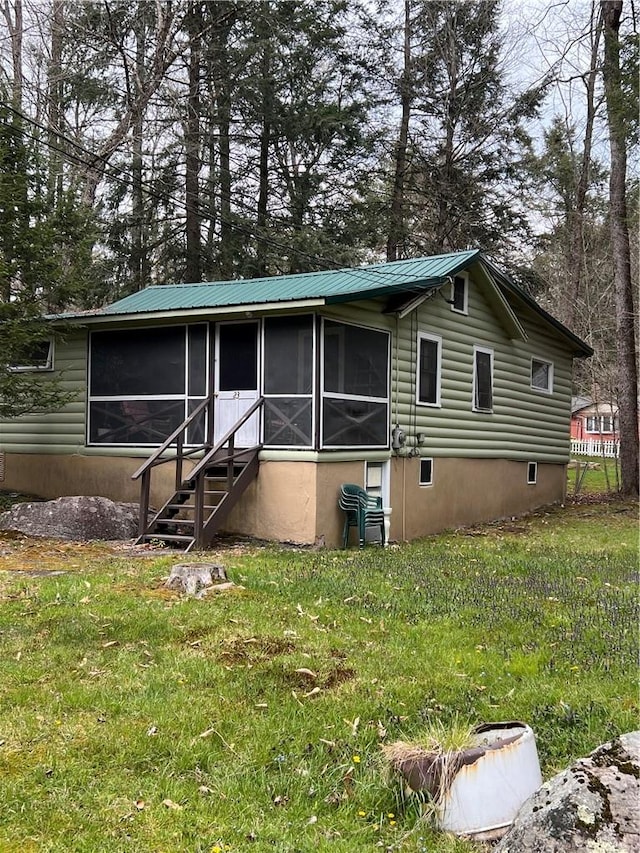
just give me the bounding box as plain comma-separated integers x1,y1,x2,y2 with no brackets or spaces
0,249,592,549
571,397,619,441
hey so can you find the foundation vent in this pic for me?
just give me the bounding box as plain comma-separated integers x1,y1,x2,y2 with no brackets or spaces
0,451,4,482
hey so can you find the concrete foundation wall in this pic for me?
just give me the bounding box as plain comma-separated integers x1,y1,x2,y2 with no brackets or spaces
1,452,566,548
1,452,184,511
390,456,566,541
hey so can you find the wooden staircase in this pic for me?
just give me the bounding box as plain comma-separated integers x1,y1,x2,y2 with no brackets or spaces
132,397,263,552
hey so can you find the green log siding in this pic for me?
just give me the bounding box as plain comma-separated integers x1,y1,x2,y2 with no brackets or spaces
0,263,576,464
390,268,573,462
0,331,89,455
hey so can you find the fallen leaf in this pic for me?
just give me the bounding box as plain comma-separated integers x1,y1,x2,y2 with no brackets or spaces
307,815,318,825
134,799,145,810
147,725,158,736
344,716,360,736
304,687,321,698
295,668,317,678
162,799,182,810
102,640,118,648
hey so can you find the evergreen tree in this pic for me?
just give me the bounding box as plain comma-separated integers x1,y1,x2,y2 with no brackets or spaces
0,106,95,415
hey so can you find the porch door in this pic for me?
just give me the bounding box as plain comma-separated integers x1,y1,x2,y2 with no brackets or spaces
214,321,260,446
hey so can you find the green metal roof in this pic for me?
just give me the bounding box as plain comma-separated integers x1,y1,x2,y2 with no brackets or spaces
48,248,591,357
99,249,480,315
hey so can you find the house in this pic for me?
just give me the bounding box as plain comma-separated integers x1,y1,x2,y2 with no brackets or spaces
0,250,592,549
571,397,619,441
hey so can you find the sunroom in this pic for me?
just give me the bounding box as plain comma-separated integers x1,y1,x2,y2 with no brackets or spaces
87,314,391,453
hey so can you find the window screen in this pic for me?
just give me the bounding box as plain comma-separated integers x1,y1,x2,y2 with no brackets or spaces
418,336,440,405
323,321,388,398
264,398,312,445
264,316,313,394
452,276,467,312
89,399,186,445
474,348,493,411
322,399,388,447
188,325,207,396
89,324,208,446
527,462,537,484
9,339,53,371
531,358,552,392
419,458,433,485
91,327,186,396
218,323,257,391
322,320,389,448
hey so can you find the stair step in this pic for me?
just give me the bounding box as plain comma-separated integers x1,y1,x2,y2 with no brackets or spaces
155,519,195,527
142,533,195,544
166,503,220,512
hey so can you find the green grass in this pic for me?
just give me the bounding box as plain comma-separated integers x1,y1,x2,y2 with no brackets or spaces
0,499,637,852
567,455,621,494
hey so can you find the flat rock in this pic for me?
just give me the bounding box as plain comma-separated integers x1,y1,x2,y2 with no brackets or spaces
495,732,640,853
0,496,141,541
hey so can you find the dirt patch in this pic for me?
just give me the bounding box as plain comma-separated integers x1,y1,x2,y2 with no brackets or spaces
323,666,356,689
219,636,296,664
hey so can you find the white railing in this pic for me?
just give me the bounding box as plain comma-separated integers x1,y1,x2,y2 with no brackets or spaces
571,439,620,458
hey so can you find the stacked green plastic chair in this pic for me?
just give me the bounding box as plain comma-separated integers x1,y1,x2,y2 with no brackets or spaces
338,483,385,548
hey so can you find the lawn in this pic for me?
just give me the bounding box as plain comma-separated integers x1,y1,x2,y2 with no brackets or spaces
0,497,637,852
567,455,621,494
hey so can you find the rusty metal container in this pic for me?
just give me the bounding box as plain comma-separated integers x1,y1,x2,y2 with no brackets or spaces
435,721,542,841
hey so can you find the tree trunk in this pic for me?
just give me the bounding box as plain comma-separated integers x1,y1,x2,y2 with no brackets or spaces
130,3,147,292
563,4,602,330
2,0,23,110
216,60,233,280
601,0,639,495
434,5,458,252
47,0,64,206
386,0,411,262
256,0,272,277
185,1,202,283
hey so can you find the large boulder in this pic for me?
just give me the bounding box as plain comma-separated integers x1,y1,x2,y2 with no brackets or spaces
495,731,640,852
0,495,141,541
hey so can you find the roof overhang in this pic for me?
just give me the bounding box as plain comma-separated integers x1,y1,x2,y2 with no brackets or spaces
482,259,594,358
48,298,327,326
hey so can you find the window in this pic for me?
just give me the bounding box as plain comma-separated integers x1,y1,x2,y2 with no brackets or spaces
473,346,493,412
9,339,54,372
417,333,442,406
419,458,434,486
586,415,616,434
451,275,468,314
263,315,314,447
322,320,389,448
88,324,208,445
531,358,553,393
527,462,537,484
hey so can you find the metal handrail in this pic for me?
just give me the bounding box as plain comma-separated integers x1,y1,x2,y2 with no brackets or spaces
188,397,264,481
131,396,211,481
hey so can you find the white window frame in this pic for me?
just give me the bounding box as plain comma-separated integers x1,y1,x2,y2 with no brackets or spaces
365,460,390,506
586,415,615,434
416,332,442,408
261,315,315,449
530,357,554,394
527,462,538,484
419,457,434,487
9,338,54,372
87,323,209,447
320,318,390,450
450,273,468,315
472,345,494,413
